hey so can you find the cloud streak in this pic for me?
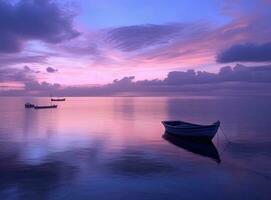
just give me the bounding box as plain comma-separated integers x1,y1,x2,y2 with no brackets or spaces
106,24,185,52
0,54,48,68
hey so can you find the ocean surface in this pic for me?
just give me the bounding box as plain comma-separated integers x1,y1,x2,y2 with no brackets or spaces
0,96,270,200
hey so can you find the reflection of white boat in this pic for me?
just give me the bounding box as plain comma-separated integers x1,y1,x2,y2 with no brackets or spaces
161,120,220,140
163,133,221,163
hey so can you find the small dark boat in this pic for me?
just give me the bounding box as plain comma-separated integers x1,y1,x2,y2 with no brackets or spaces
25,103,35,108
161,120,220,140
51,98,65,101
34,105,57,109
163,133,221,163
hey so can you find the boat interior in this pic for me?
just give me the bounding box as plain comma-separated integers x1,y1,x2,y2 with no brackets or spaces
163,121,202,127
163,120,220,128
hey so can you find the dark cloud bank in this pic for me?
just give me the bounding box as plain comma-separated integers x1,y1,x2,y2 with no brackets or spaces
1,64,271,96
0,0,79,53
217,43,271,63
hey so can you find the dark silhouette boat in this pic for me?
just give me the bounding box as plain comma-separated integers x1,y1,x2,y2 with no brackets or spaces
163,133,221,163
25,103,35,108
34,105,57,109
51,98,65,101
162,120,220,140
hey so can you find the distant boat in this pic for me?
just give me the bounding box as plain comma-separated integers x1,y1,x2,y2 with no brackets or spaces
163,133,221,163
34,105,57,109
161,120,220,140
51,98,65,101
25,103,35,108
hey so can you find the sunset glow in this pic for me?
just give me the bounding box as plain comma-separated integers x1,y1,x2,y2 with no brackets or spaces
0,0,271,95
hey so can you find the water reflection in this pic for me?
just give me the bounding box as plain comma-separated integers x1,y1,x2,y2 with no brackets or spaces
0,97,270,199
0,143,77,199
163,133,221,163
105,149,175,177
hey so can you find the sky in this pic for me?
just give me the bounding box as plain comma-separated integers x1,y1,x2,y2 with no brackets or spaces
0,0,271,96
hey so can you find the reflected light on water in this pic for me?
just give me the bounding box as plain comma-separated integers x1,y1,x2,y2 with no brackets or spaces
0,96,271,199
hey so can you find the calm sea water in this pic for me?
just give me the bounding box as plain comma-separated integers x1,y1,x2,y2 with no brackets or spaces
0,96,270,200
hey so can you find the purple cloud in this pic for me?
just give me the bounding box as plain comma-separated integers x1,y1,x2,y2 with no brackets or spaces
1,64,271,96
82,64,270,96
106,24,185,52
0,0,79,53
107,64,271,91
24,81,61,92
0,66,36,82
86,2,271,67
217,43,271,63
0,54,48,68
46,67,58,73
24,65,40,73
166,64,271,84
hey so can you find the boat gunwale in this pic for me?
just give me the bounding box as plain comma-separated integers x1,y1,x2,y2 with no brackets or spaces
161,120,220,129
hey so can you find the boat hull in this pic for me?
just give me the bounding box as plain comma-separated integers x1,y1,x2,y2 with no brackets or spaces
25,104,35,108
34,105,57,109
162,121,220,140
51,98,65,101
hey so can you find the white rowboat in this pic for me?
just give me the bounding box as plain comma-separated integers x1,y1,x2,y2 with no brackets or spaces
161,120,220,140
